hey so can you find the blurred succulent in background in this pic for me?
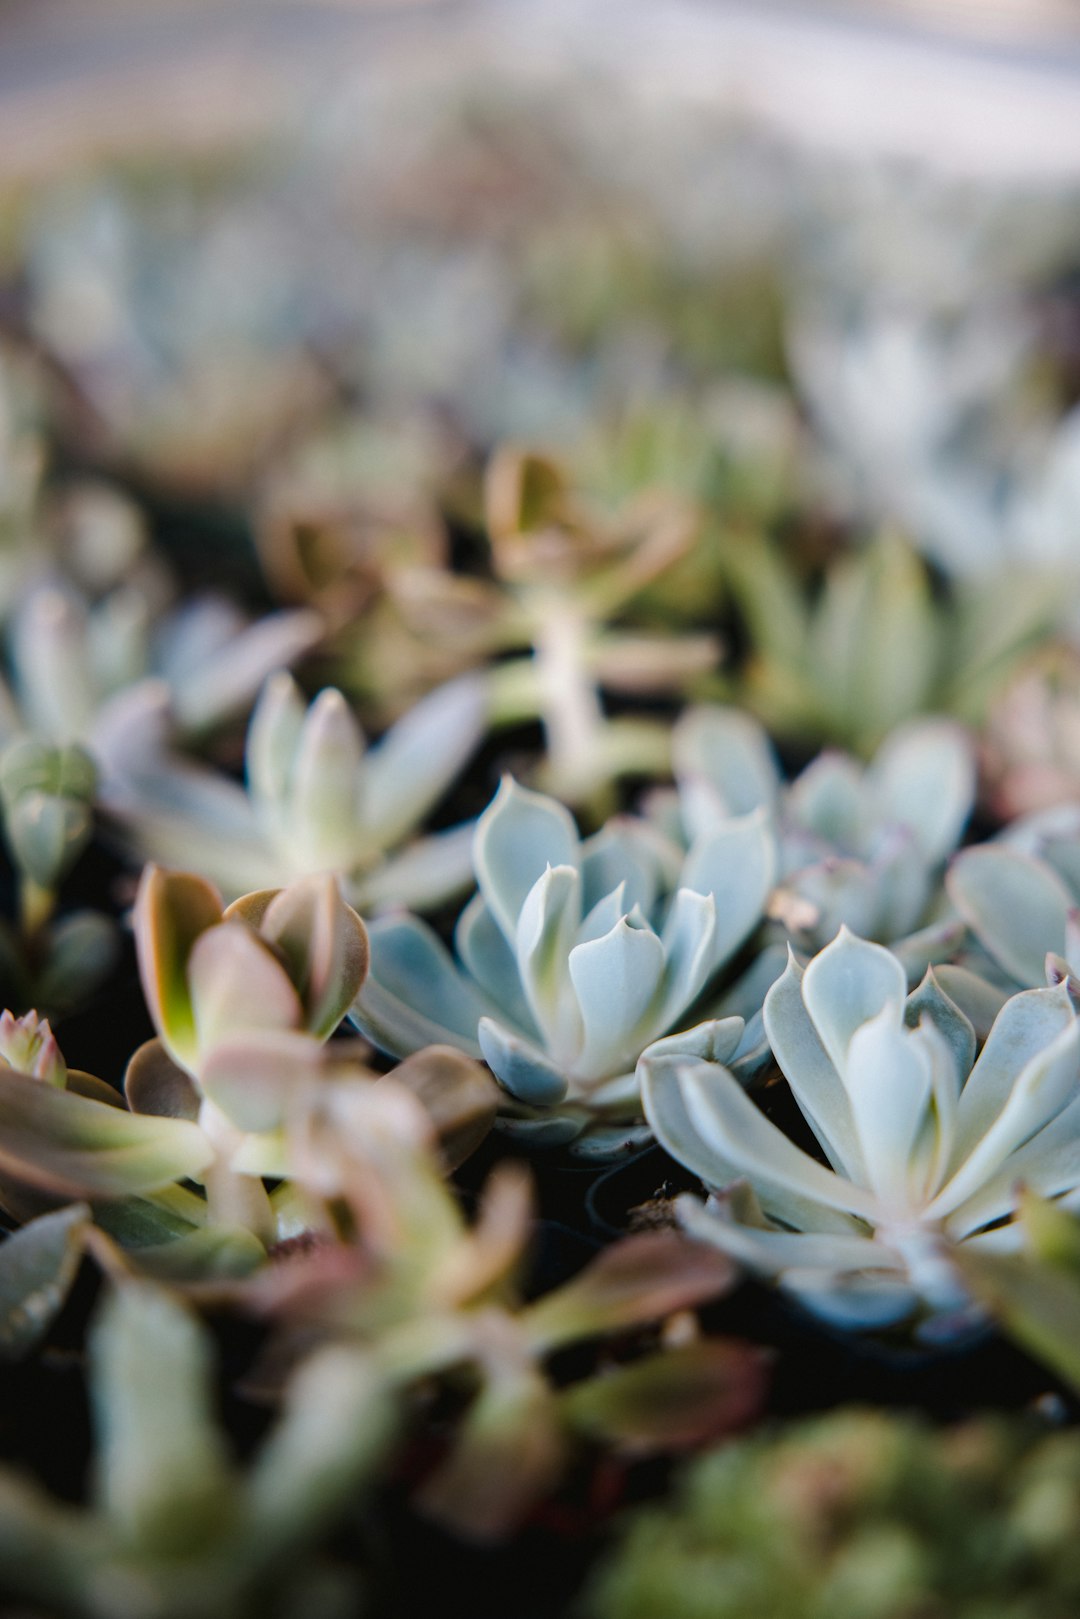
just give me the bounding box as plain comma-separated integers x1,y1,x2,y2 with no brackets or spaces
0,576,322,769
254,1076,764,1541
353,776,775,1153
338,447,719,809
108,669,488,911
720,529,1059,756
0,736,119,1018
948,806,1080,992
660,703,973,971
0,1279,395,1619
643,928,1080,1333
981,644,1080,821
586,1407,1080,1619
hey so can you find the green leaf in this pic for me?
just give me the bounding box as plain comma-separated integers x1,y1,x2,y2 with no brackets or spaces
134,867,223,1072
560,1338,767,1451
0,1202,90,1356
0,1069,214,1200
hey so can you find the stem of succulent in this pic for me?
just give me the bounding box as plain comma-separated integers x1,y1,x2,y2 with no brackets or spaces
18,875,54,945
533,598,606,804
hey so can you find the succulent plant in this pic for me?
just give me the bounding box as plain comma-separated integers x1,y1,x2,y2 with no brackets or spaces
586,1407,1080,1619
253,1075,764,1541
642,927,1080,1332
948,806,1080,992
0,1278,396,1619
352,776,776,1152
109,669,488,910
0,869,370,1256
663,703,974,966
719,529,1059,756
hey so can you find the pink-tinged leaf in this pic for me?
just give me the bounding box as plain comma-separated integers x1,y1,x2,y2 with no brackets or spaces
415,1362,566,1542
0,1069,214,1199
559,1339,768,1454
392,1045,501,1169
187,922,303,1057
199,1029,324,1134
522,1231,737,1355
224,889,280,930
134,867,224,1070
124,1040,200,1121
259,876,369,1039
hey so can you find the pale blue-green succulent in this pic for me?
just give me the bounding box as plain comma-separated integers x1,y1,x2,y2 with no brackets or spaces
108,669,487,911
663,704,975,969
352,777,776,1152
642,927,1080,1333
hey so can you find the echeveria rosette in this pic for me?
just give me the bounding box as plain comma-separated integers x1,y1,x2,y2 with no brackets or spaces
642,927,1080,1334
667,704,975,970
949,804,1080,993
352,777,776,1154
108,670,487,911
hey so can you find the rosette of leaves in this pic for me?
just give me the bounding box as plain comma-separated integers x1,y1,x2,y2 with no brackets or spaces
251,1076,765,1542
0,1279,396,1619
109,669,488,911
663,703,974,970
586,1408,1080,1619
642,927,1080,1332
0,867,371,1264
948,805,1080,992
352,776,776,1153
719,529,1059,756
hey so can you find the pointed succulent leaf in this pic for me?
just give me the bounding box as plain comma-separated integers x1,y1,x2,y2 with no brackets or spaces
948,846,1071,988
478,1018,568,1106
844,1008,935,1216
0,1202,90,1357
0,1069,214,1199
800,926,907,1078
568,917,666,1078
0,1010,66,1086
361,673,487,843
515,864,582,1048
579,819,675,917
3,791,92,889
655,888,719,1031
474,778,579,944
133,866,224,1072
674,1058,877,1220
246,670,306,808
678,808,776,971
258,876,369,1038
351,820,477,914
949,982,1078,1170
786,752,866,847
905,970,976,1082
762,949,865,1179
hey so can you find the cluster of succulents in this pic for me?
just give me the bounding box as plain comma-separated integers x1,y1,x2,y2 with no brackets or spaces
2,33,1080,1619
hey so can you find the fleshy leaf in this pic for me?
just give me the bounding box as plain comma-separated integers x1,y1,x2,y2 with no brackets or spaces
948,846,1071,988
473,778,579,945
259,876,369,1039
0,1202,90,1356
134,867,223,1072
